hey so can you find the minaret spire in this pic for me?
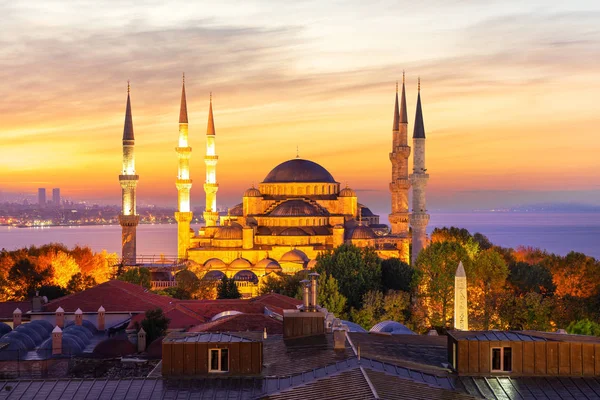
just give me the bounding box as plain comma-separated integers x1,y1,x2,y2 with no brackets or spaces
175,75,193,259
410,78,430,265
119,81,139,265
388,75,412,262
203,93,219,227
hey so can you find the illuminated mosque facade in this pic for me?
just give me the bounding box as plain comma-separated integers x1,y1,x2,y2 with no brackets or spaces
119,75,430,296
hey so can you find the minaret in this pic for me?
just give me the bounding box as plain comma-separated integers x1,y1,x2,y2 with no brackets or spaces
119,82,139,265
454,261,468,330
389,73,411,236
175,74,193,259
409,78,430,265
203,93,219,227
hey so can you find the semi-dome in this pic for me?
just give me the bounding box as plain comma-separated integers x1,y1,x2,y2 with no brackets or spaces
229,203,243,216
255,258,280,270
339,186,356,197
214,224,243,240
233,270,258,283
370,320,415,335
280,249,309,263
244,187,262,197
350,225,376,240
203,270,226,280
307,259,318,270
204,258,226,269
229,258,252,270
270,200,326,217
263,159,336,183
279,227,309,236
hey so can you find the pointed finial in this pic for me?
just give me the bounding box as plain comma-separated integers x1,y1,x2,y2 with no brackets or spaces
182,72,185,84
403,70,405,84
296,145,299,158
396,81,398,94
418,77,421,92
127,80,130,94
210,92,212,103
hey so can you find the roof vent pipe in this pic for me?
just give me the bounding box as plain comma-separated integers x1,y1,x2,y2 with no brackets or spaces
309,272,319,312
300,280,310,311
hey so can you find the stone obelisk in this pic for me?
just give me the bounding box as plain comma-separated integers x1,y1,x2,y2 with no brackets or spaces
454,261,468,330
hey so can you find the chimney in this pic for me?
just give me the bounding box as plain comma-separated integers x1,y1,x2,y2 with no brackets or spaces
137,327,147,352
32,291,43,312
52,326,63,355
300,279,310,311
308,272,319,312
333,319,346,350
263,327,267,339
427,329,439,336
56,307,64,328
75,308,83,326
97,306,105,331
13,308,22,328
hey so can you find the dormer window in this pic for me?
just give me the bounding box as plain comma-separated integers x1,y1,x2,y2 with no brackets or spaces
209,348,229,373
491,347,512,372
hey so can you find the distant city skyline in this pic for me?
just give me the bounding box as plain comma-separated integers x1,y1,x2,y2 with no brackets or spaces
1,1,599,212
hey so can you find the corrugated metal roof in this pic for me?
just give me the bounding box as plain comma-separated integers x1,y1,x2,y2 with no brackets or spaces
459,376,600,399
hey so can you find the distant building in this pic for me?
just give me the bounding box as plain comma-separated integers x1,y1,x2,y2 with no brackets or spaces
52,188,60,206
37,188,46,207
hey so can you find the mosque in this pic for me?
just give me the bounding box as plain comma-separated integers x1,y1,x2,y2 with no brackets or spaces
118,75,430,296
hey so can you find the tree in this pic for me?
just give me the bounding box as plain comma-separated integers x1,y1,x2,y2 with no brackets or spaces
217,277,241,299
473,233,493,251
470,249,509,329
258,272,303,298
508,262,555,296
550,252,600,298
414,241,471,328
430,227,479,259
118,267,152,289
39,250,81,289
381,258,414,292
317,274,347,319
566,319,600,336
316,244,382,309
382,290,411,323
141,308,170,344
350,290,384,330
66,273,97,293
175,270,200,299
38,284,68,300
8,258,53,300
498,291,554,331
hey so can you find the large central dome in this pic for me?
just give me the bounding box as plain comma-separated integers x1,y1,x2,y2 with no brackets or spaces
263,159,336,183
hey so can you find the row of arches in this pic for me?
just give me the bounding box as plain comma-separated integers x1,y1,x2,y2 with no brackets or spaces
259,184,340,196
259,218,328,227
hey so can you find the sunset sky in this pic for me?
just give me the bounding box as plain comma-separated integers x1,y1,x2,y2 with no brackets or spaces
1,0,599,214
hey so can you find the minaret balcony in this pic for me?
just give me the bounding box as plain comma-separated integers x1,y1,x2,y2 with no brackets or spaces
409,173,429,182
389,180,411,191
119,174,139,181
119,215,140,226
389,146,411,160
205,155,219,160
410,213,430,226
175,147,192,155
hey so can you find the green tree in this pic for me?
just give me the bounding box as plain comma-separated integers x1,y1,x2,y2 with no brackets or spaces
8,258,53,300
382,290,411,323
258,272,303,298
430,227,479,259
316,244,382,309
175,270,200,299
118,267,152,289
508,262,555,296
381,258,414,292
566,319,600,336
38,284,69,300
66,273,97,293
350,290,384,330
499,291,554,331
140,308,170,345
471,249,509,329
317,274,347,319
217,277,241,299
414,241,471,328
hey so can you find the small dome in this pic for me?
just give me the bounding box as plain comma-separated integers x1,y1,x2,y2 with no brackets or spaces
3,331,35,350
263,159,336,183
233,270,258,283
204,258,226,269
244,187,262,197
370,320,415,335
0,337,27,360
29,320,54,336
64,325,94,340
0,322,12,337
350,225,376,240
339,187,356,197
255,258,280,270
279,227,309,236
229,258,252,270
280,249,309,264
229,203,243,216
270,200,326,217
214,224,243,240
14,324,44,345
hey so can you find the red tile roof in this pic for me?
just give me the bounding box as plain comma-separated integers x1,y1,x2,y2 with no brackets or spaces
188,313,283,334
42,280,174,313
0,301,31,320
